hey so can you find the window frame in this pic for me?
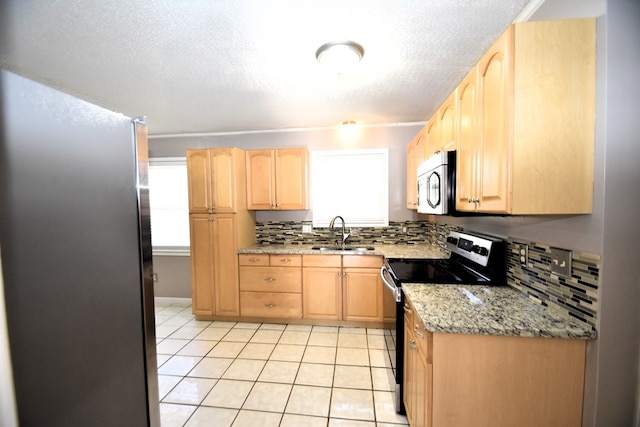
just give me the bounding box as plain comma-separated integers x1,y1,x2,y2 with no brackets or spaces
148,157,190,256
311,148,389,228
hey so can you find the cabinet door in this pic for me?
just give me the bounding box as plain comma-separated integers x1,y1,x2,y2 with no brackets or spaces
406,137,418,209
246,149,276,209
424,117,439,160
438,91,457,152
190,215,215,315
456,67,480,212
275,148,309,210
478,26,513,213
343,268,383,322
210,148,237,213
211,215,240,316
302,267,342,320
414,339,431,427
403,318,416,426
186,149,213,213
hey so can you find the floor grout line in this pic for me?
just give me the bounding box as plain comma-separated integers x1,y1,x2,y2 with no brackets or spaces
155,303,407,427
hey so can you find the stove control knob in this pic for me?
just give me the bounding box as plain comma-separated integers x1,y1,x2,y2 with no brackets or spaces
446,236,458,245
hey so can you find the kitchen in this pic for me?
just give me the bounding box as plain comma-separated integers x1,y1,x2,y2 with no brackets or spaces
1,0,639,427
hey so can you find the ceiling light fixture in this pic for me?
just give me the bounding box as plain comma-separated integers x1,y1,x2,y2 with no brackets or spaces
315,41,364,74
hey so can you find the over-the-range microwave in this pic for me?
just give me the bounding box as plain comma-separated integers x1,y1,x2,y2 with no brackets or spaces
417,150,457,215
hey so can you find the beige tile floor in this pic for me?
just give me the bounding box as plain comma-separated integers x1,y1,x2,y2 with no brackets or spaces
155,299,407,427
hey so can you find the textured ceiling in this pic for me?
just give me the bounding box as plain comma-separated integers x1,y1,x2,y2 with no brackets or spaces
0,0,533,136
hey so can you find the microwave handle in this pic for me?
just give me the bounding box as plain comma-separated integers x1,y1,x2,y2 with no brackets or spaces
380,266,401,303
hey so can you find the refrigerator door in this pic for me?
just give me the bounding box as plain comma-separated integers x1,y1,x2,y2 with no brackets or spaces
0,70,159,426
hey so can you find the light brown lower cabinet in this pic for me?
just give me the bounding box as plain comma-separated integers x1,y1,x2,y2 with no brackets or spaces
302,255,384,322
239,254,302,318
403,298,587,427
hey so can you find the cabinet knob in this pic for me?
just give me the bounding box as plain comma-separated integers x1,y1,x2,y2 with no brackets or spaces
413,325,425,339
409,339,417,350
403,306,412,314
208,217,215,221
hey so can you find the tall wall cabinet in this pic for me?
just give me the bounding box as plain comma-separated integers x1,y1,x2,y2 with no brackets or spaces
186,148,256,317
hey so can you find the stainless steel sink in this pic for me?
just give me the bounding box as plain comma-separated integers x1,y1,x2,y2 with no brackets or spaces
311,246,375,251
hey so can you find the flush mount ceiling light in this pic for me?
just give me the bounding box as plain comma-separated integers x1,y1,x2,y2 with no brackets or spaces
315,41,364,74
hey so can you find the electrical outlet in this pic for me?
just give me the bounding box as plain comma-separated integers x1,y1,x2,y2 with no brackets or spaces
550,247,572,277
517,244,528,266
152,273,158,283
302,222,312,233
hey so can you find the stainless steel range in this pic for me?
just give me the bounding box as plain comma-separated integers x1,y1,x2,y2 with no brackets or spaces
380,230,506,413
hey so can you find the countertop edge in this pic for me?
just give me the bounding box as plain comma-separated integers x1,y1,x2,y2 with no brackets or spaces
403,284,596,340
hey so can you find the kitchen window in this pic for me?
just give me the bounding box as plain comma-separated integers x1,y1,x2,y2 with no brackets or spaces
148,158,190,254
311,149,389,227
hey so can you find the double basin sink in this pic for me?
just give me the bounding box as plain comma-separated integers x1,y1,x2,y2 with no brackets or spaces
311,245,375,252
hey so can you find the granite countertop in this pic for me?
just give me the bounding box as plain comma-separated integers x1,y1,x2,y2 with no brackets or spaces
238,243,449,259
403,284,596,339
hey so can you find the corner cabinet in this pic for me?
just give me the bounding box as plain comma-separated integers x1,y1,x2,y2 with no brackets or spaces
456,18,596,214
245,147,309,210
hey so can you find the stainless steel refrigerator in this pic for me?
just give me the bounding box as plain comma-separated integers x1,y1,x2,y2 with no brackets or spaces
0,69,160,426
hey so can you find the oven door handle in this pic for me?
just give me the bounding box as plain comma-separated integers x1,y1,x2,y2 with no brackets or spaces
380,265,401,303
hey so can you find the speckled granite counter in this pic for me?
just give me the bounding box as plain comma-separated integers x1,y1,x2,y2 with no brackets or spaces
403,283,596,339
238,243,449,259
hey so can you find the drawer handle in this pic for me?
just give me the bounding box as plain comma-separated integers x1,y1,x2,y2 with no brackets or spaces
264,277,276,282
248,258,262,263
414,324,424,339
280,259,291,263
265,303,276,308
403,306,412,314
409,339,417,350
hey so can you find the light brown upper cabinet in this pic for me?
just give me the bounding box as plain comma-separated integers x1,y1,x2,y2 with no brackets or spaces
246,147,309,210
424,116,440,161
186,148,246,214
454,18,596,214
406,130,427,210
438,91,458,154
455,67,480,210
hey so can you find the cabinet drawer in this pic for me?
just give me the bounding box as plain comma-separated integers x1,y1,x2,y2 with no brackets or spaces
240,291,302,318
239,254,269,266
239,266,302,292
302,254,341,267
270,254,302,266
343,255,383,268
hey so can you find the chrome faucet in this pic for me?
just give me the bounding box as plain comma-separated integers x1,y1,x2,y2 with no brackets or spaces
329,215,350,248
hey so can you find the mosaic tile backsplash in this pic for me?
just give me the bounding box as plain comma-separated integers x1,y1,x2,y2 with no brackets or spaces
507,238,599,331
255,221,432,246
254,221,600,331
